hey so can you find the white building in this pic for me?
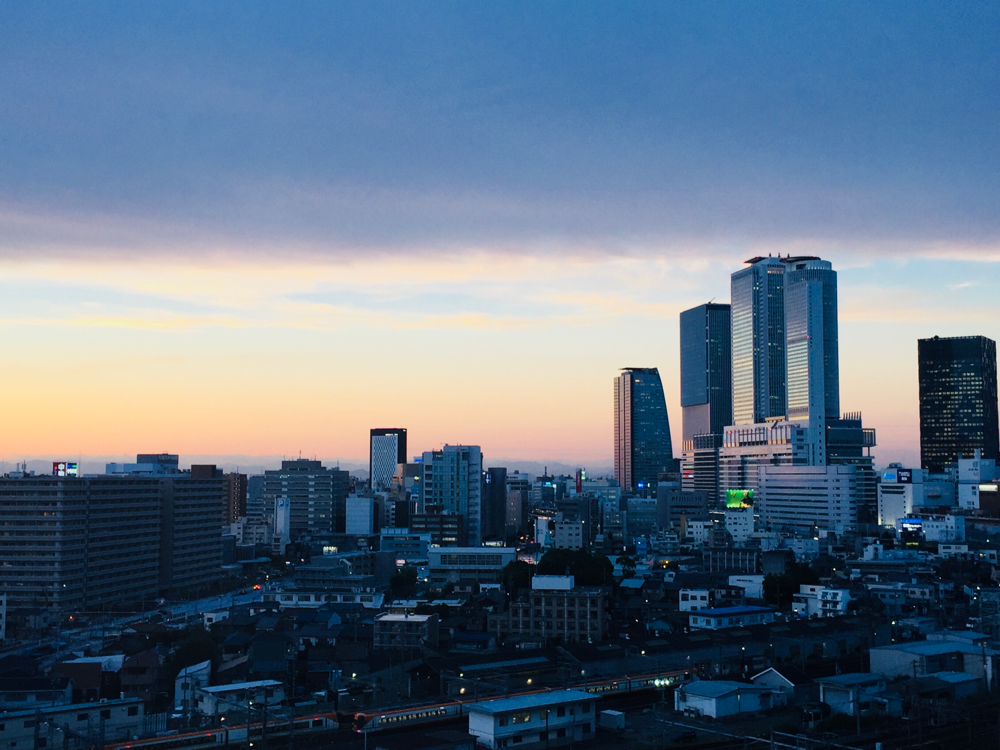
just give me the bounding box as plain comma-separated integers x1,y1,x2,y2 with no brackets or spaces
689,606,776,631
380,529,431,565
197,680,285,717
792,585,851,618
174,659,211,716
729,575,764,601
724,506,754,545
679,589,711,612
273,496,291,555
958,451,997,510
0,698,144,747
467,690,598,749
674,680,783,718
816,674,886,716
757,464,860,532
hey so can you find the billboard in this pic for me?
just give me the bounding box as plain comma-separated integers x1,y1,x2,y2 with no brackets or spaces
726,489,754,508
52,462,78,477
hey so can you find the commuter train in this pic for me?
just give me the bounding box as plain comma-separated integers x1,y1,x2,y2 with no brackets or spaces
350,668,691,731
105,668,690,750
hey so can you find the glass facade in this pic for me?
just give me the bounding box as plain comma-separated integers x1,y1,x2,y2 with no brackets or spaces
919,335,999,472
783,259,839,420
614,368,673,492
731,257,786,425
680,303,732,436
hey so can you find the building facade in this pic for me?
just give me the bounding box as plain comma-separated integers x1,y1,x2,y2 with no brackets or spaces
614,367,674,493
421,446,484,546
370,428,407,491
919,335,999,472
263,459,351,540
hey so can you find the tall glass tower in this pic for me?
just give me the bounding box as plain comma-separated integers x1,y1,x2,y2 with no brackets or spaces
680,303,733,437
919,335,999,472
731,256,787,425
614,367,674,493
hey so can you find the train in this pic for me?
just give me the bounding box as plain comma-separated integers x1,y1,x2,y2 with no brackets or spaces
105,668,690,750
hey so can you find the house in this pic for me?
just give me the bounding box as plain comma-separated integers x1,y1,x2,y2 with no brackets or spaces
869,641,990,679
196,679,285,718
174,660,211,715
679,589,711,612
673,680,784,718
750,666,817,706
121,650,164,704
373,613,440,650
466,689,597,749
816,674,886,716
688,606,776,631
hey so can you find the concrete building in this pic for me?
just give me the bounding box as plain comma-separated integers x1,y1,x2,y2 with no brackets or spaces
553,521,584,550
263,459,350,540
869,640,990,679
467,690,597,749
724,506,754,545
0,698,144,748
380,529,431,565
756,464,860,532
373,613,439,649
174,660,211,717
816,674,887,716
427,546,516,586
421,446,484,546
674,680,783,718
410,513,467,547
493,575,608,644
679,589,710,612
346,495,378,535
792,585,851,618
196,679,285,717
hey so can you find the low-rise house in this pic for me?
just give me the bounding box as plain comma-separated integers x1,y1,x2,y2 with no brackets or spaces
196,679,285,718
688,606,775,631
816,673,886,716
674,680,784,718
0,676,72,708
750,666,817,706
374,613,440,650
121,650,163,704
0,698,143,747
467,689,597,749
869,640,991,679
174,660,211,716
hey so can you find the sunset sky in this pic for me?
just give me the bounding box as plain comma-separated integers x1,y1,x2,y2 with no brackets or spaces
1,2,997,472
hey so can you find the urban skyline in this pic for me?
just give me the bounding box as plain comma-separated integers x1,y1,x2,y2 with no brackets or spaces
1,5,998,470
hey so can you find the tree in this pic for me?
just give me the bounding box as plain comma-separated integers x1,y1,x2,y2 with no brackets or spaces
763,562,819,607
616,555,637,578
389,566,418,599
501,560,531,596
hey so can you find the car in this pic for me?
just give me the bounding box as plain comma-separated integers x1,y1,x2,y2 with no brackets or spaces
670,730,697,744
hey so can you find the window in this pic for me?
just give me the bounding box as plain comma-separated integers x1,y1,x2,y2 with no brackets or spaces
498,716,508,727
511,737,522,744
128,707,139,717
582,723,592,733
100,710,111,720
511,712,532,724
581,703,591,713
76,714,88,722
557,707,565,717
557,729,567,738
24,721,36,729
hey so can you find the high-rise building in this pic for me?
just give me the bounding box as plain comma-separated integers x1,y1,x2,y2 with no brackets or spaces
370,428,407,491
919,335,999,472
614,367,674,493
420,446,483,545
481,467,508,542
263,459,351,540
223,472,248,525
731,256,787,425
680,303,732,501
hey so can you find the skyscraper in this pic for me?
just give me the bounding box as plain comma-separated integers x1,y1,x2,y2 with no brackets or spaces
731,256,787,425
680,304,731,500
481,466,508,542
420,445,483,545
614,367,674,493
370,428,407,490
263,459,351,540
784,257,839,465
919,335,999,472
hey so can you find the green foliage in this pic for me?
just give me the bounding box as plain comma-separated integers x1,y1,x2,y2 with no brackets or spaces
763,562,819,606
389,566,418,599
616,554,637,576
536,549,613,587
501,560,531,595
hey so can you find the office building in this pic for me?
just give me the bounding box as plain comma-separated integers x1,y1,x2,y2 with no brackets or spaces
263,459,350,540
919,335,999,472
680,303,732,503
420,445,483,545
370,428,407,491
656,484,709,529
614,367,674,493
427,546,516,585
482,467,508,542
346,495,379,535
410,512,466,547
756,464,861,532
731,256,788,425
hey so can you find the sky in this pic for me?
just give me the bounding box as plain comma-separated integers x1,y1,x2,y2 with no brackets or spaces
1,2,998,472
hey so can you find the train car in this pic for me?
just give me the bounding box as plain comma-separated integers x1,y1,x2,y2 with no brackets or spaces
352,702,463,732
107,716,339,750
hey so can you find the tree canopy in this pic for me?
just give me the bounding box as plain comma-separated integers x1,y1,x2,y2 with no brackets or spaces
536,549,613,587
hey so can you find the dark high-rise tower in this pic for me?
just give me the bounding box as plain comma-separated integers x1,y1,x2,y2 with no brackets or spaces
370,428,407,491
614,367,674,493
680,303,732,437
919,335,999,472
680,304,731,501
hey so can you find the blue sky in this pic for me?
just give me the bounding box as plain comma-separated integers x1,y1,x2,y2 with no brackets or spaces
0,2,997,468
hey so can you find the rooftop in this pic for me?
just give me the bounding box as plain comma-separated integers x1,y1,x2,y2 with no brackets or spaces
467,690,596,715
692,606,774,617
376,613,435,623
680,680,765,698
200,679,283,693
816,673,885,687
926,671,982,684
